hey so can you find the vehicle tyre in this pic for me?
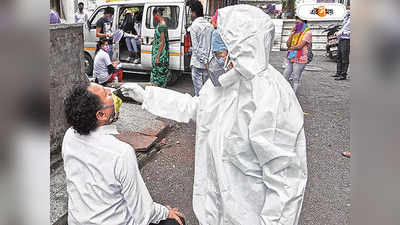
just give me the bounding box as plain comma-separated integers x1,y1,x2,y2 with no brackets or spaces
84,52,93,77
328,50,334,59
167,70,180,86
328,51,337,61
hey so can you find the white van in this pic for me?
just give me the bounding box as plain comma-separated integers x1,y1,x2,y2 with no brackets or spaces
83,0,193,85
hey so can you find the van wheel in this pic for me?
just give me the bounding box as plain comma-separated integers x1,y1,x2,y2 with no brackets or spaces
167,70,180,86
84,53,93,77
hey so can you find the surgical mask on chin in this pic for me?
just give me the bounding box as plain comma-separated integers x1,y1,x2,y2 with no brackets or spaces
107,108,115,124
101,103,115,124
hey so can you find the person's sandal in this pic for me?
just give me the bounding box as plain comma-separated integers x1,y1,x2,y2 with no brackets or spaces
341,151,351,158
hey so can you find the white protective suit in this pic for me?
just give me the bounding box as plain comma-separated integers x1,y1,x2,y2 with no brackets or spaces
128,5,307,225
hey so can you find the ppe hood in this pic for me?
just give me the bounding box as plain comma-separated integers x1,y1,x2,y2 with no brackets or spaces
217,5,275,80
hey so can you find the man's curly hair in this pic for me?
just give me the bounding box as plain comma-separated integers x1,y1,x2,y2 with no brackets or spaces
64,82,103,135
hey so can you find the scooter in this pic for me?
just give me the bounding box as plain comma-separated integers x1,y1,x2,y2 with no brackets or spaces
322,24,341,60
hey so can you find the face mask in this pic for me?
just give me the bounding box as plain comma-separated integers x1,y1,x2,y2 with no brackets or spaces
154,15,160,23
216,57,225,66
79,7,83,12
107,16,113,22
107,104,115,124
295,22,305,33
107,107,115,124
103,45,110,52
100,104,115,124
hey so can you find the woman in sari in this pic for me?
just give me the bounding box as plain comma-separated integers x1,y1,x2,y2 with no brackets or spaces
150,7,169,88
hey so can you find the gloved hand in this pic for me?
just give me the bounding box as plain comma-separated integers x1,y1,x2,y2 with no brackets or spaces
120,83,145,103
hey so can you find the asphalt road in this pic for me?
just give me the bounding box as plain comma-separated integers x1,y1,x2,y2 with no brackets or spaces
126,52,351,225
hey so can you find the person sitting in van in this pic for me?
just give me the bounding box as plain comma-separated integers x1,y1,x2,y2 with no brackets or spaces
150,8,169,88
122,9,141,64
96,6,115,60
134,11,143,64
93,38,123,85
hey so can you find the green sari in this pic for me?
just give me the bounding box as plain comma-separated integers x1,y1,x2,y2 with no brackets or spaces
150,23,169,88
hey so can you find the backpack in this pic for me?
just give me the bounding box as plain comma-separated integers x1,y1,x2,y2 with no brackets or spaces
307,42,313,64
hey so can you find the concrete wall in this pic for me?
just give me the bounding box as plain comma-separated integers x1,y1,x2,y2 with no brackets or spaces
50,24,86,152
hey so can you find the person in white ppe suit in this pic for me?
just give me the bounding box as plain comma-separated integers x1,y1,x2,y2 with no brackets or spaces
121,5,307,225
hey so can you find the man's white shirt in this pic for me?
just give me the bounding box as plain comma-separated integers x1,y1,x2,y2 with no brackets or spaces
62,125,169,225
188,17,212,69
75,11,88,24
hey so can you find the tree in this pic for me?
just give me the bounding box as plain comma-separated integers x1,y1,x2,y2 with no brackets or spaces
287,0,295,18
282,0,295,19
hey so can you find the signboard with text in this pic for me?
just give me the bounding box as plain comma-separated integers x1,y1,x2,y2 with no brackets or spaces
296,3,346,21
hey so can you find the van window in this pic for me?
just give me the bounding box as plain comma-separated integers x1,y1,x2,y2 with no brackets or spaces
185,5,192,27
146,6,180,29
89,8,106,29
118,7,144,29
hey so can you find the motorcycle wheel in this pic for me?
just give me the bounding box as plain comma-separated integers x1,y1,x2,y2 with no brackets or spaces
329,51,337,60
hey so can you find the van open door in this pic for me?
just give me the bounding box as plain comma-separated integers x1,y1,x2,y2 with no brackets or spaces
183,2,192,73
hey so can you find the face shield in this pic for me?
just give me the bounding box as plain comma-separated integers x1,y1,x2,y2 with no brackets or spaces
208,30,229,87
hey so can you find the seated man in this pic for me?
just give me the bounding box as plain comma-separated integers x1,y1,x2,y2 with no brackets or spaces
62,82,185,225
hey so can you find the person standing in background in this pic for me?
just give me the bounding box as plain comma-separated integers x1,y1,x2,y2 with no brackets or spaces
150,8,169,88
75,2,88,24
283,16,312,94
96,6,115,60
188,1,213,96
50,8,61,24
333,2,351,81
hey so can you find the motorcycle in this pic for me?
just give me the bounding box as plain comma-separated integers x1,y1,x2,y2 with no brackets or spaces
322,24,341,60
